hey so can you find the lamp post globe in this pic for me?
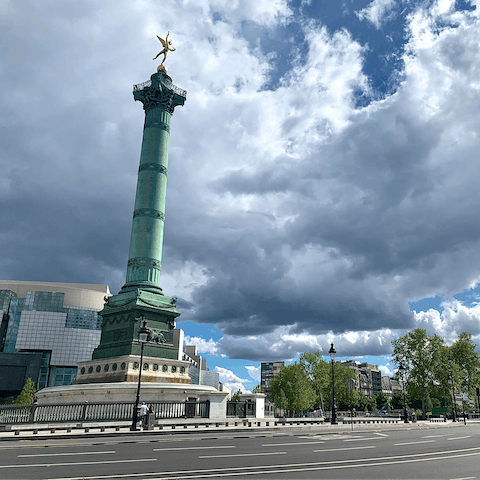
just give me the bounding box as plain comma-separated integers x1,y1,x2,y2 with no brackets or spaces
130,319,150,431
398,362,409,424
329,343,337,425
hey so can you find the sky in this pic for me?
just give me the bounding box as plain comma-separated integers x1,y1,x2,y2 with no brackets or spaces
2,0,480,393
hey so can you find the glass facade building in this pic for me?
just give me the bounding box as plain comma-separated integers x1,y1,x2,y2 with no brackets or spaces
0,281,109,395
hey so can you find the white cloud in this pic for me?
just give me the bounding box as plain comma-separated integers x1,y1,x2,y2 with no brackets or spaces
378,364,394,377
245,365,260,382
356,0,395,29
413,301,480,346
214,366,250,394
183,336,219,356
218,326,398,360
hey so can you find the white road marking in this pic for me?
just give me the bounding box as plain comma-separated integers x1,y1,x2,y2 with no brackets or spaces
262,441,325,446
450,476,476,480
313,446,376,453
344,437,383,442
394,440,436,446
18,450,116,458
154,446,235,451
423,434,447,438
374,432,388,437
0,458,157,469
448,436,472,441
199,451,287,459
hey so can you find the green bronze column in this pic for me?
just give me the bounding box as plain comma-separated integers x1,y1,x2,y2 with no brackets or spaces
123,72,186,292
90,64,187,364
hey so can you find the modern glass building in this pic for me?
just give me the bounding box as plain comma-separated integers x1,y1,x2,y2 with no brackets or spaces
0,281,109,398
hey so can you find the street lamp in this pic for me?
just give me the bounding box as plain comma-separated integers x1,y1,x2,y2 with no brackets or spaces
329,343,337,425
448,371,457,422
398,362,409,424
130,319,150,431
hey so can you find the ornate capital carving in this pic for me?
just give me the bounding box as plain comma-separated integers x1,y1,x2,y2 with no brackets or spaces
133,72,186,114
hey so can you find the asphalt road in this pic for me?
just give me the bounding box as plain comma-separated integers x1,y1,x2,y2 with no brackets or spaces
0,423,479,479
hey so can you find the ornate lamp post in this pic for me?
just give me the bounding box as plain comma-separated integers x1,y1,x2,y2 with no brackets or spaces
329,343,337,425
398,362,409,424
448,371,457,422
130,319,150,431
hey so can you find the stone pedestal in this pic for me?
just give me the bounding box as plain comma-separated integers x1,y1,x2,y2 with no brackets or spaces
75,355,191,385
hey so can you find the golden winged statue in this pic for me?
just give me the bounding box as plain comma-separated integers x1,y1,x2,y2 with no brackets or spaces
153,32,176,72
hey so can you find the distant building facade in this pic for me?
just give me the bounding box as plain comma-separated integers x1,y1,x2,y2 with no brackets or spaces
261,361,285,399
183,344,220,389
0,281,109,397
342,360,382,397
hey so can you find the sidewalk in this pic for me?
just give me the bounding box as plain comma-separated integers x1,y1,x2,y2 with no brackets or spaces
0,418,475,442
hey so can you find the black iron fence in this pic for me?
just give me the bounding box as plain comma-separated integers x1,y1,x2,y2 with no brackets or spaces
226,401,256,418
0,401,210,424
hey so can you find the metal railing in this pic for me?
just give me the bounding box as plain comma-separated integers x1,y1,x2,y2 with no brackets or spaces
0,401,210,424
226,401,256,418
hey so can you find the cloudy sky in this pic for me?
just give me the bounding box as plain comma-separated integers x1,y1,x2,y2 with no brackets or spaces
2,0,480,392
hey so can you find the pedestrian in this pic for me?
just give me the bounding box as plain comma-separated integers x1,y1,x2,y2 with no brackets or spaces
139,402,148,427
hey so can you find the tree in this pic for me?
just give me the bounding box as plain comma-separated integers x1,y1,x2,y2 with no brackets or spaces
299,351,356,411
252,384,263,394
269,363,316,415
392,328,445,413
391,392,405,410
449,332,480,398
231,389,242,402
375,391,390,410
13,378,36,405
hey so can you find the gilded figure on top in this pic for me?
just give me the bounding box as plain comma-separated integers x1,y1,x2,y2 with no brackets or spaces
153,32,176,72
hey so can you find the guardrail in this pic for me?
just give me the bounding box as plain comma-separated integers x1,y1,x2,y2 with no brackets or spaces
342,417,401,424
0,401,210,424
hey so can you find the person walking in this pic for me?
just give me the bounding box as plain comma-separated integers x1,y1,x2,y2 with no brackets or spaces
139,402,148,428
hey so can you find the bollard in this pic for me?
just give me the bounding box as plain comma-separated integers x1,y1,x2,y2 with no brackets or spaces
194,424,198,428
67,428,72,433
100,427,105,432
33,430,38,434
15,431,20,435
115,427,120,431
84,428,89,433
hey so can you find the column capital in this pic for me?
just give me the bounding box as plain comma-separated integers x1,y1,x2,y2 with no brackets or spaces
133,71,186,113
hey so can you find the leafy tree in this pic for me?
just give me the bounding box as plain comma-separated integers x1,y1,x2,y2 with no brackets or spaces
252,384,263,394
269,363,316,414
13,378,36,405
299,351,356,411
375,391,390,410
449,332,480,398
231,389,242,402
391,391,406,410
392,328,445,413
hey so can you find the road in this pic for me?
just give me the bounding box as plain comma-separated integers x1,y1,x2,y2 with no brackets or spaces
0,423,479,479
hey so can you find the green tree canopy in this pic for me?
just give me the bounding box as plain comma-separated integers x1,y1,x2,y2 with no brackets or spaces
13,378,36,405
269,362,316,414
449,332,480,397
299,350,356,411
231,389,242,402
392,328,445,412
252,384,263,394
